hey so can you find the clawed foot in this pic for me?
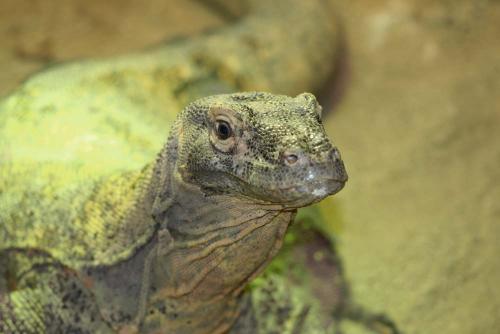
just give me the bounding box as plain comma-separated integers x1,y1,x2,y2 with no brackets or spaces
333,304,402,334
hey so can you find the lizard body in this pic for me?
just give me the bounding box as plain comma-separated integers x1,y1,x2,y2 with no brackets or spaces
0,0,339,274
0,92,347,333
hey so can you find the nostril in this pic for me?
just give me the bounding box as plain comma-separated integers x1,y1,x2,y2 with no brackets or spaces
283,153,299,165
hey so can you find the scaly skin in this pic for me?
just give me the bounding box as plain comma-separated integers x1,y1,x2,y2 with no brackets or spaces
1,92,347,333
0,0,339,269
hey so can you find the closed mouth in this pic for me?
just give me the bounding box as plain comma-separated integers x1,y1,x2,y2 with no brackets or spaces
223,168,347,206
269,178,346,206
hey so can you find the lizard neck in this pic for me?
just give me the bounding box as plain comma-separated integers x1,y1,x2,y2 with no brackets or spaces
145,174,295,333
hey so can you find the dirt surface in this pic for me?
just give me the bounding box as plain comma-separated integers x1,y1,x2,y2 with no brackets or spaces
1,1,499,333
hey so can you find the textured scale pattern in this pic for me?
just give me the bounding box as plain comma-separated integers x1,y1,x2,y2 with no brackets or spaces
177,93,345,206
0,91,348,333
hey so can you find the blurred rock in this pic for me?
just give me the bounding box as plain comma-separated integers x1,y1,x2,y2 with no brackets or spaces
321,0,500,333
0,0,225,96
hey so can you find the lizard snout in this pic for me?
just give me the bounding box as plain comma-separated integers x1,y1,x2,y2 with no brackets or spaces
328,148,348,183
281,147,347,183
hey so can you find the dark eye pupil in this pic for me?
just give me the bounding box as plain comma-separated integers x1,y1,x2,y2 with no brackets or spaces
216,121,231,140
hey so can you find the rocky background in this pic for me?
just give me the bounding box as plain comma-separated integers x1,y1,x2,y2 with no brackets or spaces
321,1,500,333
1,0,499,333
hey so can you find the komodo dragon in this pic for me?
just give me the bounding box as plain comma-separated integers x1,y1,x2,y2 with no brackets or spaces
0,0,399,333
1,91,346,333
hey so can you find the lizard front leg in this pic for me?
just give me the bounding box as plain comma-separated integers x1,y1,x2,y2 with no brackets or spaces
0,251,113,334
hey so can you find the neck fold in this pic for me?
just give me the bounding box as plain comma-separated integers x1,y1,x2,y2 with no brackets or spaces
145,174,295,333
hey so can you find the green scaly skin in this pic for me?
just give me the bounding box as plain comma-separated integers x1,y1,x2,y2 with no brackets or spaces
0,1,399,333
1,89,347,333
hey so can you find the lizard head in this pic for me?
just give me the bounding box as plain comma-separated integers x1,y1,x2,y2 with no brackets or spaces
172,92,347,208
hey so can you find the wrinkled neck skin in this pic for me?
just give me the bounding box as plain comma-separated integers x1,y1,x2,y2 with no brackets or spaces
144,173,295,334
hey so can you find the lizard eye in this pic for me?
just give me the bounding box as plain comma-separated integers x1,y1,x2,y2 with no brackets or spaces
209,109,238,153
215,120,232,140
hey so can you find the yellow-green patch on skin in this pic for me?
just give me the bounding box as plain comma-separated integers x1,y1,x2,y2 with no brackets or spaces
0,56,187,267
0,161,155,266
